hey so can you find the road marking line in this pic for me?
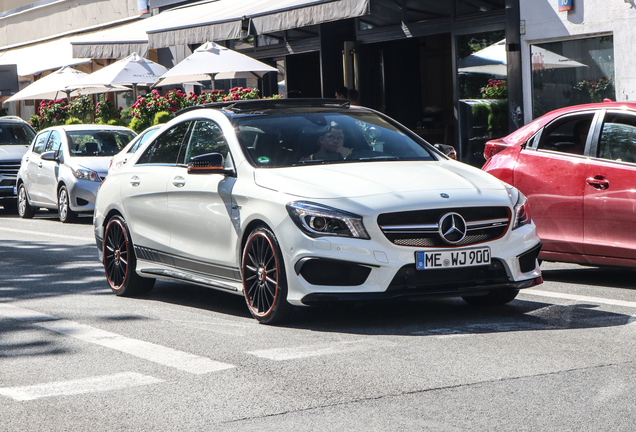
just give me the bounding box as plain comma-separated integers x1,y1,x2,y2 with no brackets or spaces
247,339,383,361
0,304,235,375
0,227,92,241
523,289,636,309
0,372,162,401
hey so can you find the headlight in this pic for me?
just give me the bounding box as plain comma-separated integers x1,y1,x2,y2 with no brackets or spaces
505,184,531,230
73,168,101,182
286,201,370,239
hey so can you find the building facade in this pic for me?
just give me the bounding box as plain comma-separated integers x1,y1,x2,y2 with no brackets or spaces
1,0,634,166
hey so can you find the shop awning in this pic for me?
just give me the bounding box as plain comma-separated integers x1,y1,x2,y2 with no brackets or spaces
0,37,91,77
70,18,154,59
146,0,370,49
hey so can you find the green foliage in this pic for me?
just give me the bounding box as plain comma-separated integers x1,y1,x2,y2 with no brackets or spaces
130,87,283,131
95,95,122,124
70,95,94,123
65,117,83,125
153,111,171,125
481,79,507,99
566,77,615,104
471,104,491,126
488,99,508,133
129,116,149,134
107,118,127,126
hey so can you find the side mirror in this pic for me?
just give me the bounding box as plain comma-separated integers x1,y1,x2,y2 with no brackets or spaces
434,144,457,160
188,153,227,175
41,151,59,162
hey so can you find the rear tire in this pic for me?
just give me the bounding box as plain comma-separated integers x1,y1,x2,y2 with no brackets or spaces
17,183,35,219
58,185,78,223
103,215,155,296
462,289,519,306
242,227,294,324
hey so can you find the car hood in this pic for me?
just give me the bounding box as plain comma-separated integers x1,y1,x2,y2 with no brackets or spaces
68,156,112,174
253,161,507,199
0,144,29,160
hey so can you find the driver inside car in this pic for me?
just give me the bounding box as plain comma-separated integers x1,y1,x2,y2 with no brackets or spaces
306,122,353,160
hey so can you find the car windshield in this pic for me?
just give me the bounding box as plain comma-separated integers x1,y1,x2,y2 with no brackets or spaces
66,130,136,157
0,122,36,145
233,110,436,168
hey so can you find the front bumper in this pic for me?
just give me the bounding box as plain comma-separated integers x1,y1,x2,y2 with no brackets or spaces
275,217,543,306
66,178,101,213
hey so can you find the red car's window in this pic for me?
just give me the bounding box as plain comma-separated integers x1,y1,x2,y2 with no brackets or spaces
538,114,594,156
597,113,636,163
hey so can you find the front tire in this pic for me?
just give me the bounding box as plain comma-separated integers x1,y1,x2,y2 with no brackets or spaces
242,227,294,324
58,185,78,223
103,215,155,296
17,183,35,219
462,289,519,306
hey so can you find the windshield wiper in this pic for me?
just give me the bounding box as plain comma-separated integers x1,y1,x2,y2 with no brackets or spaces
356,156,400,162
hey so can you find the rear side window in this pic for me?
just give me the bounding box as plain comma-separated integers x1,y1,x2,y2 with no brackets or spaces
137,122,192,165
596,112,636,163
537,114,595,156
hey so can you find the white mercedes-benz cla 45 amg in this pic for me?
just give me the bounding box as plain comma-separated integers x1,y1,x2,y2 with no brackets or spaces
94,99,542,324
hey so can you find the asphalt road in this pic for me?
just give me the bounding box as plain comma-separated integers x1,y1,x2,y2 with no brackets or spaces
1,208,635,431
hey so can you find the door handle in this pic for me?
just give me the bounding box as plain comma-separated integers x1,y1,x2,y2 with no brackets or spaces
172,176,186,188
586,175,609,190
129,176,140,187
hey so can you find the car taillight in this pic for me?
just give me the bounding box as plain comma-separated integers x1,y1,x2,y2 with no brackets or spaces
483,141,509,160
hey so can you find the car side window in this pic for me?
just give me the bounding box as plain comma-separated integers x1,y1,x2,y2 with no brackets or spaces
32,131,50,155
596,113,636,163
128,128,159,154
44,131,62,155
180,120,229,164
136,122,192,165
537,114,595,156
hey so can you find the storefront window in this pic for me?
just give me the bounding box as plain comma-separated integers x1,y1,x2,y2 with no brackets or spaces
531,36,615,118
456,0,505,16
456,30,507,166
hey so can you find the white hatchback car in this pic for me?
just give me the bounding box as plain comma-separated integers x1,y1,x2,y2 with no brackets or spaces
17,125,136,222
108,124,161,173
94,99,542,324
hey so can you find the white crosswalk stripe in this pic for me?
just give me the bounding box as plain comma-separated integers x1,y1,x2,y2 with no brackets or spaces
0,372,162,401
0,303,235,375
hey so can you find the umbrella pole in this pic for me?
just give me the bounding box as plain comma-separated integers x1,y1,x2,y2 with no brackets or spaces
132,83,138,101
208,74,217,91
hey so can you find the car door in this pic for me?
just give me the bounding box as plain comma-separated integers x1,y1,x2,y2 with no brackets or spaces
121,121,192,253
583,110,636,260
512,112,597,255
36,130,63,206
23,131,50,204
167,119,240,276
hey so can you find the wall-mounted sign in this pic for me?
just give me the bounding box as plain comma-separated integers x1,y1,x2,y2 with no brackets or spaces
558,0,573,12
137,0,148,14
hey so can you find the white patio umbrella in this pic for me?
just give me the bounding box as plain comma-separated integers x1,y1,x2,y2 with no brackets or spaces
5,66,128,102
75,52,168,99
154,42,277,89
458,39,587,75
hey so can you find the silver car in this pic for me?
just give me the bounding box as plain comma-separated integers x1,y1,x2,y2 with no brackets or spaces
0,116,36,211
17,124,136,222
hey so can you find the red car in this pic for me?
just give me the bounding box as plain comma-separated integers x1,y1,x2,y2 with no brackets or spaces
482,101,636,269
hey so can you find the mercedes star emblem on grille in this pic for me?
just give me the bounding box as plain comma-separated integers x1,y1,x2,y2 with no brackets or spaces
438,212,467,244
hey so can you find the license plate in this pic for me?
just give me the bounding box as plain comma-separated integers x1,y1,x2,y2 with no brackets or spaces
416,247,491,270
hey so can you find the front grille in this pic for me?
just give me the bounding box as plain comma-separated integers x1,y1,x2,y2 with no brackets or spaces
378,207,510,248
0,161,21,177
388,259,510,292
